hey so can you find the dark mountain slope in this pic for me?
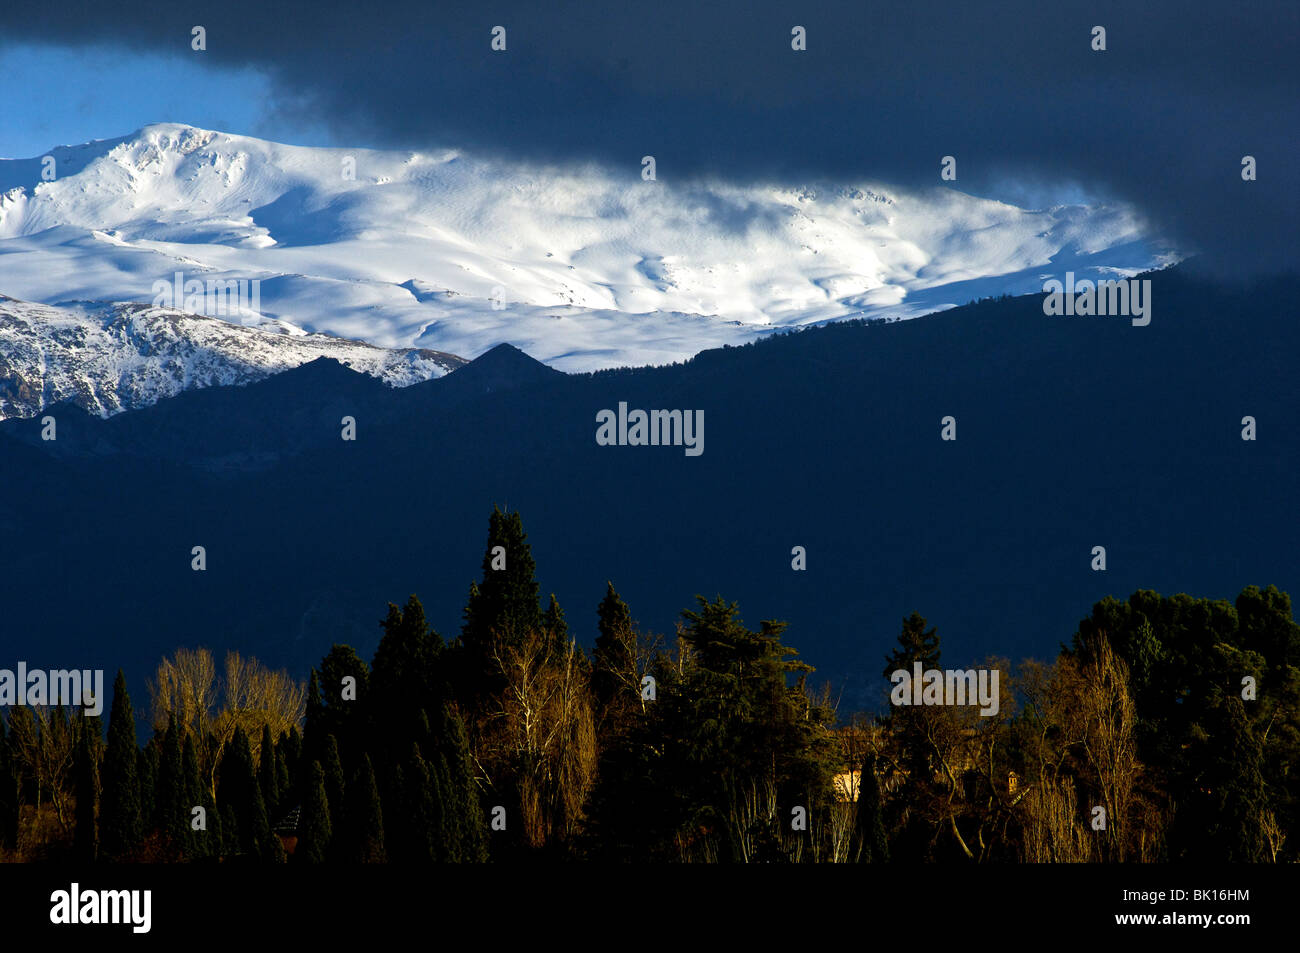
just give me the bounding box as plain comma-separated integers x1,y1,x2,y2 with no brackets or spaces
1,265,1294,711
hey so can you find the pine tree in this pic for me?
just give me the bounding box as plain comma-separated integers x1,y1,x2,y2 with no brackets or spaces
882,611,941,678
99,671,142,861
73,726,99,862
297,761,332,864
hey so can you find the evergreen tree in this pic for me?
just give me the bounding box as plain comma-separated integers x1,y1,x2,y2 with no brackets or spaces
347,754,386,863
278,727,302,811
136,744,158,837
73,726,99,862
401,744,439,863
544,593,568,646
881,614,943,858
220,803,239,858
155,716,186,856
296,761,332,864
181,734,212,860
304,669,325,763
592,581,637,724
1191,697,1270,862
0,716,19,852
460,507,543,700
641,596,837,861
320,734,347,851
99,671,142,861
442,705,488,862
370,596,444,758
430,753,456,861
258,724,279,819
217,727,279,862
850,751,889,863
882,611,942,679
316,645,370,764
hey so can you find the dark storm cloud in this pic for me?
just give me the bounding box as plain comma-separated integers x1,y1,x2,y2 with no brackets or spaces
5,0,1296,272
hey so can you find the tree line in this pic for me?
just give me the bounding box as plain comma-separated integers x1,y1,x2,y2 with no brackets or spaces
1,506,1296,862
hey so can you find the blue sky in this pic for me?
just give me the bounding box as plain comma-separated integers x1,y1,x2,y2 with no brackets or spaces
0,44,336,159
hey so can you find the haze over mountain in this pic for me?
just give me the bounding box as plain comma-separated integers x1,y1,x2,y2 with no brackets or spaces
1,124,1175,378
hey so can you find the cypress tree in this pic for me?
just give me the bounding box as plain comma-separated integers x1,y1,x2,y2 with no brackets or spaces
217,727,278,861
347,754,386,863
73,727,99,862
274,747,291,822
371,597,443,756
1200,697,1270,862
851,751,889,863
181,734,211,860
884,613,942,781
155,717,185,856
296,760,332,864
99,671,142,861
320,734,347,850
220,802,240,858
278,727,302,807
593,581,636,721
544,593,568,647
317,644,370,761
258,725,279,819
443,705,488,862
304,669,325,762
461,507,543,699
403,744,439,863
0,716,19,852
136,745,157,840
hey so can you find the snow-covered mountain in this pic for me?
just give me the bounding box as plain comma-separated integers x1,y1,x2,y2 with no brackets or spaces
0,295,463,420
0,124,1176,382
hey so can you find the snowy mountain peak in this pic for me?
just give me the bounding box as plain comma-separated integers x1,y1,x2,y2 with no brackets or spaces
0,296,465,420
1,125,1177,377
